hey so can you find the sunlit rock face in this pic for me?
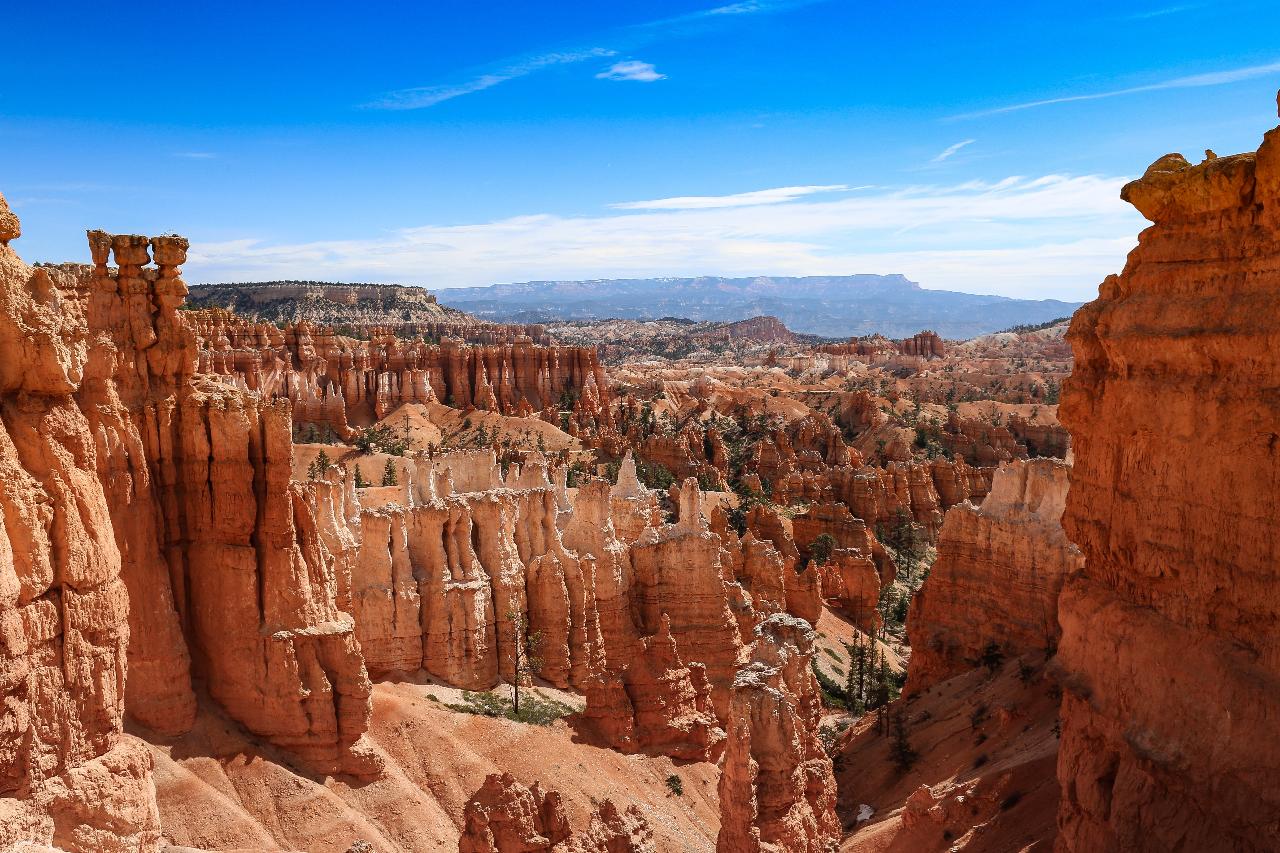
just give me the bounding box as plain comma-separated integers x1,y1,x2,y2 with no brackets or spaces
1056,106,1280,852
905,458,1080,695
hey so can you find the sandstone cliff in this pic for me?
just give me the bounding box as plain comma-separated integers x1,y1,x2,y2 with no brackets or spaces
0,207,379,850
1055,103,1280,851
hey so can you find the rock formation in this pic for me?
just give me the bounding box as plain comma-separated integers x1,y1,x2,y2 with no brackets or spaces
580,615,725,761
189,308,611,436
717,614,840,853
1055,102,1280,851
459,772,654,853
0,208,380,850
905,458,1081,694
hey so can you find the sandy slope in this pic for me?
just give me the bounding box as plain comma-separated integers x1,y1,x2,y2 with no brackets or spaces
145,681,720,852
836,662,1059,852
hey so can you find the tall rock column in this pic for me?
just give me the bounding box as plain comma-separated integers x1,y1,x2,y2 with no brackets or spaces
1056,104,1280,852
0,199,162,852
716,614,839,853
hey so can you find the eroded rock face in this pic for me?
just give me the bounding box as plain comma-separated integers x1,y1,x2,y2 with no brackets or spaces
1055,108,1280,852
190,309,611,436
1,213,381,849
905,459,1080,694
717,614,839,853
580,615,725,762
0,210,162,850
459,772,654,853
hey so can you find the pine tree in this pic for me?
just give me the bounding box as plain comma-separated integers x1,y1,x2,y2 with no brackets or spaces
307,450,331,481
354,465,369,488
845,637,867,715
382,458,399,487
890,708,918,770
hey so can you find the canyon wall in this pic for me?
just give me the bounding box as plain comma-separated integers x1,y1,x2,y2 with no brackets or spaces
1056,113,1280,851
190,309,610,436
905,458,1080,694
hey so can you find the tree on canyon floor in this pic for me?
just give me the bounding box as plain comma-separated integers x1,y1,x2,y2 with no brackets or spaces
506,609,544,716
846,641,868,715
381,458,399,487
353,465,369,488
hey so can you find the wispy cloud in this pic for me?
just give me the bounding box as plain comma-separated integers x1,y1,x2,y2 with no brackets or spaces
366,0,825,109
612,184,855,210
931,139,975,163
952,60,1280,120
596,60,666,82
187,174,1143,301
1125,4,1201,19
369,48,617,110
173,151,218,159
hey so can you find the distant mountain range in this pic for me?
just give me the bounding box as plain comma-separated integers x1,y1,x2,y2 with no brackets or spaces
435,275,1082,339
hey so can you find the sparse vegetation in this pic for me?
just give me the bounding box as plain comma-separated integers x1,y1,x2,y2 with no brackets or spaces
442,690,574,726
809,533,836,566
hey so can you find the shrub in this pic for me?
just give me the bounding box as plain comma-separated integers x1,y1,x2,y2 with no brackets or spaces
980,641,1004,672
354,423,408,456
665,774,684,796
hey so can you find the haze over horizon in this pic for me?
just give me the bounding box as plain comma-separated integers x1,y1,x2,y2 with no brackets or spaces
5,0,1280,300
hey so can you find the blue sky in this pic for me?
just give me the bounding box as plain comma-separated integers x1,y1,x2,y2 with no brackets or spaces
4,0,1279,300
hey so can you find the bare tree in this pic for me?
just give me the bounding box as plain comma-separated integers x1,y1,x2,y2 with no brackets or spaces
506,609,543,715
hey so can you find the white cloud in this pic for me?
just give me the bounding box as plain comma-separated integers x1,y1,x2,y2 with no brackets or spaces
187,174,1144,302
596,60,666,82
931,139,975,163
952,59,1280,120
612,184,855,210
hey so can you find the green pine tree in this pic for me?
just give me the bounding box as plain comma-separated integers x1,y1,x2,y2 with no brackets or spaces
307,450,331,481
382,458,399,487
